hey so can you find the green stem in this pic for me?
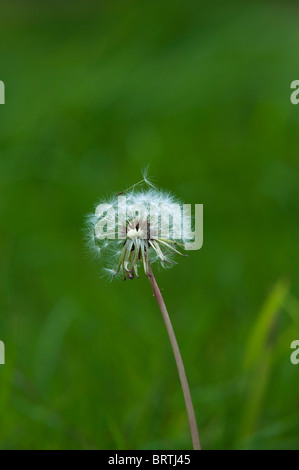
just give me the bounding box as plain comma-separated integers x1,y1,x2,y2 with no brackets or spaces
148,265,201,450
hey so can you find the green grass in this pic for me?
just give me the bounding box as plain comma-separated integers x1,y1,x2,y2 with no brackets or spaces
0,0,299,449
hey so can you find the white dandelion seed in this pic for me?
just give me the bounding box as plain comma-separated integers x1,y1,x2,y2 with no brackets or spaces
87,184,192,280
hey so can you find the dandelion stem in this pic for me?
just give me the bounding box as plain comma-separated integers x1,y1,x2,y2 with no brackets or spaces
148,265,201,450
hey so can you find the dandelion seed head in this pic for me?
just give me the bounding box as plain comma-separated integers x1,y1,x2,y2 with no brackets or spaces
86,178,190,280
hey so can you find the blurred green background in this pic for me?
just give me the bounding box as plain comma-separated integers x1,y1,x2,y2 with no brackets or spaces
0,0,299,450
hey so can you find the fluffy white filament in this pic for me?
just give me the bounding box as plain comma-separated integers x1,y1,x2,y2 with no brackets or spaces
86,185,192,280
